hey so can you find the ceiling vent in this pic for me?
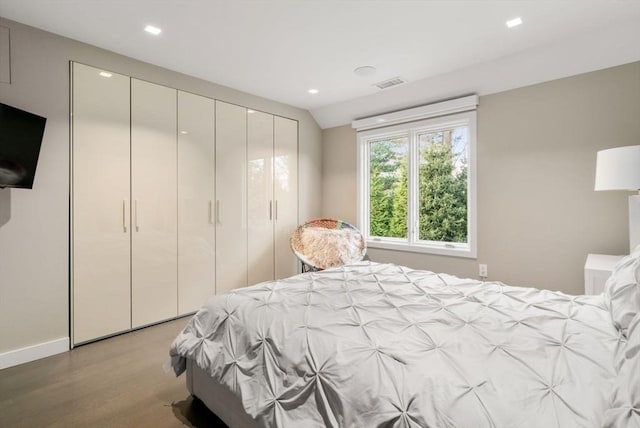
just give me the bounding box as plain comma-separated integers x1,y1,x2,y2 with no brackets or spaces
373,76,406,90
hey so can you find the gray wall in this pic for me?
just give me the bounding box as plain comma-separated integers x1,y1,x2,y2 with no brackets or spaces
323,62,640,294
0,17,323,354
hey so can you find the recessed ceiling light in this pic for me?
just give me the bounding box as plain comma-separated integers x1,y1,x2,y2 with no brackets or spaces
354,66,377,77
308,89,319,94
99,71,112,78
144,25,162,35
376,118,386,123
506,17,522,28
180,130,188,135
247,109,255,114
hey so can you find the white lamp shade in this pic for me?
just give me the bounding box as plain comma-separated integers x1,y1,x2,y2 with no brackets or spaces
595,145,640,191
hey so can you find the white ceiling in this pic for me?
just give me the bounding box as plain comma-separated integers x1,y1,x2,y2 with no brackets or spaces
1,0,640,128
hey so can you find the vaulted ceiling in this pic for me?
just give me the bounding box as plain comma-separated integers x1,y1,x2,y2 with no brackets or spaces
1,0,639,128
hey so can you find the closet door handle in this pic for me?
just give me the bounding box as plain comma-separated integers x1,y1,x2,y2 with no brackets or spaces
208,200,213,225
269,200,273,221
122,200,127,233
216,200,221,224
134,200,139,232
275,200,278,221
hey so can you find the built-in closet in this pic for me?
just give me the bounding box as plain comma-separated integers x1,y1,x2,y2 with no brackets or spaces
72,63,132,344
214,101,248,293
213,102,299,292
130,78,178,328
247,112,299,284
71,62,298,346
177,92,216,315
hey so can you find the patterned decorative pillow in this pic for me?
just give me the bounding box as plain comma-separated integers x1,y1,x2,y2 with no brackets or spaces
603,313,640,427
604,245,640,338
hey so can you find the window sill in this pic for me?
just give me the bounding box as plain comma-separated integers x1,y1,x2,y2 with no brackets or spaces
366,239,477,259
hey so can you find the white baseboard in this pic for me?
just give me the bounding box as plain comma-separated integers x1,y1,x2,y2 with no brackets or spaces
0,337,69,370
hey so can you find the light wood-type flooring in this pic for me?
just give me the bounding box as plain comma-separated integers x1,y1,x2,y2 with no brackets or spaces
0,317,227,427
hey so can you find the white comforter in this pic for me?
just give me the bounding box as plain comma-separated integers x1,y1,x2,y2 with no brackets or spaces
170,262,622,428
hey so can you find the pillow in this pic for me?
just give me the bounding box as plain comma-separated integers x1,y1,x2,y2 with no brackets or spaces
604,245,640,338
602,312,640,427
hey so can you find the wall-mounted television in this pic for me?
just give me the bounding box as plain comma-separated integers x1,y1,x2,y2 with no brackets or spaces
0,102,47,189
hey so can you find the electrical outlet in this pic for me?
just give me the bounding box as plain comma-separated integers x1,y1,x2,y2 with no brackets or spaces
479,264,488,278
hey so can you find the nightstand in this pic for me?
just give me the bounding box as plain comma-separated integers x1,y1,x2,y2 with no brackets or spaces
584,254,625,295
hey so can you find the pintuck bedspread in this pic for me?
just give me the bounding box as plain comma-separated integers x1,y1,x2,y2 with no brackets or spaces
170,262,623,428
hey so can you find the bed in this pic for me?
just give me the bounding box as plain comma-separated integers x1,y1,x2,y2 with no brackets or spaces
170,255,640,428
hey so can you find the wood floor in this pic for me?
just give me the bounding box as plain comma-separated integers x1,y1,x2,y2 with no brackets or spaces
0,317,227,427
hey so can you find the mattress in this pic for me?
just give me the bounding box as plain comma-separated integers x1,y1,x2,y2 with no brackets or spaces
187,358,258,428
170,262,622,427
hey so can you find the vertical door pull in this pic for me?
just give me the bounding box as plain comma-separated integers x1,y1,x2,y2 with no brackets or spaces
122,200,127,233
208,200,213,225
134,200,139,232
269,200,273,221
275,200,278,221
216,200,221,224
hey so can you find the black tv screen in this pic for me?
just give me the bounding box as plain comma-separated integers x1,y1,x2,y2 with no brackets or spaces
0,102,47,189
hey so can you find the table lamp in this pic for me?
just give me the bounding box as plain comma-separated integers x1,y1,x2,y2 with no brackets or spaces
595,145,640,253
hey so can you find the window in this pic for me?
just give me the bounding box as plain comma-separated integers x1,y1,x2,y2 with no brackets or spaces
356,101,477,258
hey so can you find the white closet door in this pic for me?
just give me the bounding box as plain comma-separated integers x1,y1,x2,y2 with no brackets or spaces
131,79,178,327
215,101,248,293
178,91,215,314
72,63,131,344
248,111,274,285
274,116,299,279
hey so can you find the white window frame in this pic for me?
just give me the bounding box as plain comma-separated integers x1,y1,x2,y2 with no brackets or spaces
356,105,477,259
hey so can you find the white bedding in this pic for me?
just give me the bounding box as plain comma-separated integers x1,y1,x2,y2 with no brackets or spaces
170,262,622,427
